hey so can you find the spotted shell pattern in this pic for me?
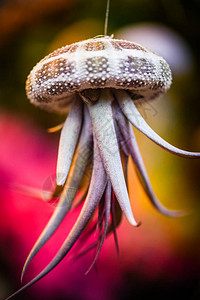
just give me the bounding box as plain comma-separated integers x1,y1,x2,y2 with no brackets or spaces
26,37,172,113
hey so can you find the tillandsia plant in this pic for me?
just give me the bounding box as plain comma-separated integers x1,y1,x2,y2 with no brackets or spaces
6,0,200,299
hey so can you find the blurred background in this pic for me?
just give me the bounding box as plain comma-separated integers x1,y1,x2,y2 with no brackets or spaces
0,0,200,299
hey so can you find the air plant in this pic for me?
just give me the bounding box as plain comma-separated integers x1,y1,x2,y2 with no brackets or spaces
6,1,200,299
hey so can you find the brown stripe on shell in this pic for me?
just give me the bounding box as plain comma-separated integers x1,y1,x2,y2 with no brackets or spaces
35,58,76,86
43,45,71,60
34,94,50,103
84,41,105,51
151,80,164,90
119,56,156,76
68,44,79,53
41,43,78,61
111,40,147,52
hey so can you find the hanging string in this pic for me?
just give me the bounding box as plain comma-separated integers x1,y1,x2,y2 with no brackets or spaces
104,0,110,36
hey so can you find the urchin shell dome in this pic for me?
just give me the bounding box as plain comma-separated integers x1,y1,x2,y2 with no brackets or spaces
26,36,172,113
